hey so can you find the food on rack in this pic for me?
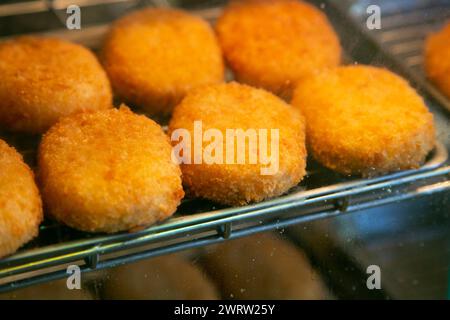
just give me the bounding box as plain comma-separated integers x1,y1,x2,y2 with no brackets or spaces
201,233,328,299
101,8,224,118
425,22,450,99
291,65,436,176
0,36,112,134
38,106,184,233
168,82,307,206
0,140,43,259
102,254,219,300
0,279,93,300
216,0,341,100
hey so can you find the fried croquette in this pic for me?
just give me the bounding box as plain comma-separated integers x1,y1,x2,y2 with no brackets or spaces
201,233,328,300
291,65,436,176
168,82,307,206
0,140,43,258
102,255,219,300
101,8,224,117
38,107,184,233
0,36,112,133
0,279,93,300
216,0,341,100
425,22,450,99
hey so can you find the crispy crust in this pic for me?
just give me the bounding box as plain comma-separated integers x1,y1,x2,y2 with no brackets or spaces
216,0,341,100
291,65,436,176
101,8,224,116
168,82,306,206
102,255,219,300
38,107,184,233
0,140,43,258
425,22,450,99
0,36,112,133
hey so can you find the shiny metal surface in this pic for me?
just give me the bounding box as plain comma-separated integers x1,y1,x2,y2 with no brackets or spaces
289,190,450,299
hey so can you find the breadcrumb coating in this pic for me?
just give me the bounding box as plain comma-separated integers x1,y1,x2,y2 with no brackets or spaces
292,65,436,176
0,36,112,133
169,82,306,206
0,139,43,258
38,107,184,233
101,8,224,116
216,0,341,100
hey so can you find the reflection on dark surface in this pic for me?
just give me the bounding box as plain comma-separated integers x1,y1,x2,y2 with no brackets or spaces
290,191,449,299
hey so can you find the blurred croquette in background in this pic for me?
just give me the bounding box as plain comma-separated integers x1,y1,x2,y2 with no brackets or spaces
1,233,328,300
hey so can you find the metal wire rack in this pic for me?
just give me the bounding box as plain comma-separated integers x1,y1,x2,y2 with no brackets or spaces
0,0,449,293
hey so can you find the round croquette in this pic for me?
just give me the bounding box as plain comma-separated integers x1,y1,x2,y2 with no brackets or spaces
38,107,184,233
0,36,112,133
168,82,306,206
101,8,224,117
216,0,341,100
0,139,43,258
291,65,436,176
102,255,219,300
425,22,450,99
201,233,328,300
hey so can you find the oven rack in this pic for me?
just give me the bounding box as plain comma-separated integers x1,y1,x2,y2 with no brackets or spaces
0,143,448,292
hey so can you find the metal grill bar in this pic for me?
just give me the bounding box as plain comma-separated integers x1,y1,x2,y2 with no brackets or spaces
1,174,449,293
1,161,448,290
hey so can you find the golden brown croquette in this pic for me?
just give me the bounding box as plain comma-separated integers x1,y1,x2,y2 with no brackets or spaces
101,8,224,117
216,0,341,100
425,22,450,99
168,82,306,206
291,65,436,176
0,139,43,258
201,233,328,300
38,107,184,233
0,36,112,133
102,255,219,300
